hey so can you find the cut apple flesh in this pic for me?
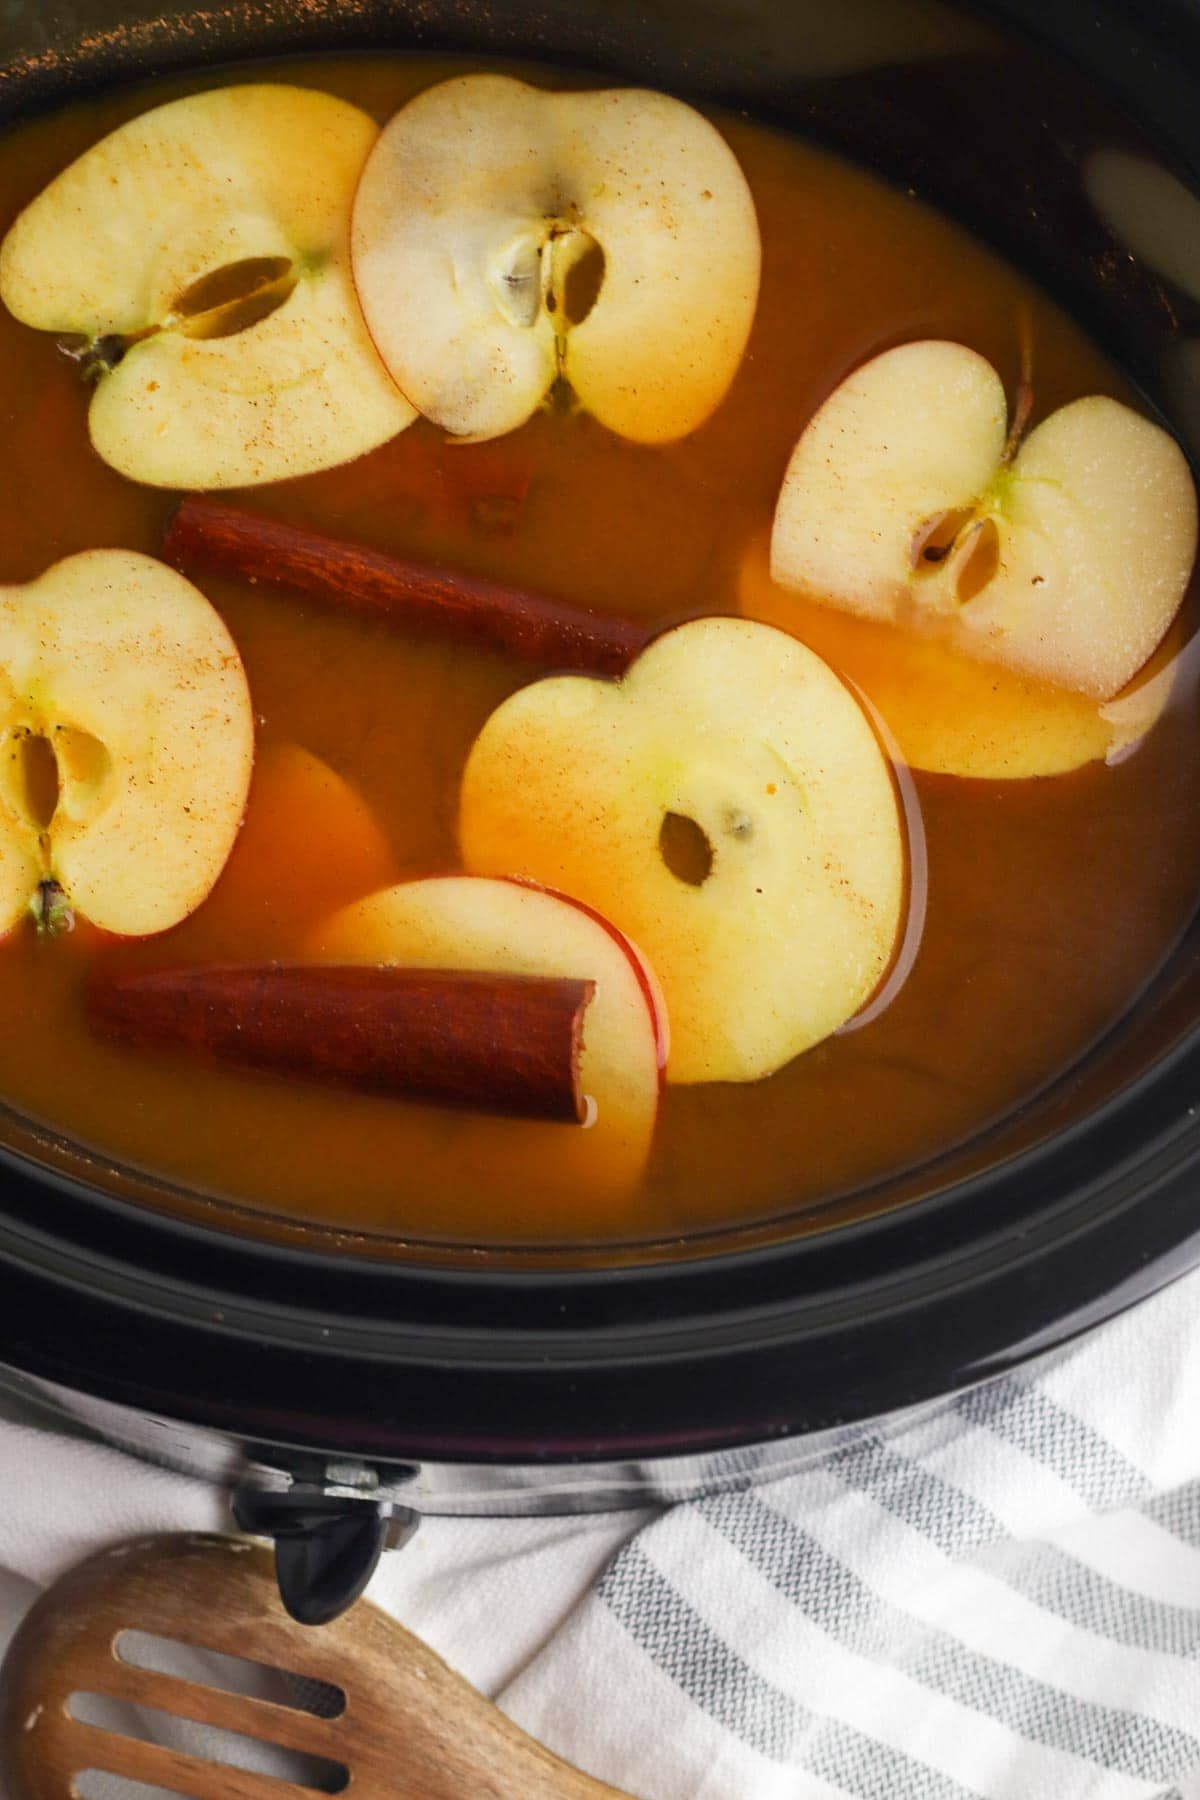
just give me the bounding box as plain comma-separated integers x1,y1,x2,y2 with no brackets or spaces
770,338,1198,701
0,85,415,489
351,74,761,443
0,550,253,937
312,876,665,1211
459,617,905,1084
740,533,1183,779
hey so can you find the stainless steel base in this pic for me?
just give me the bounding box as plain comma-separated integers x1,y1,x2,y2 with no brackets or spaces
0,1359,986,1518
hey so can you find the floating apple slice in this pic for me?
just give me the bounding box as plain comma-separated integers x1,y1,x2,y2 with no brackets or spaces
184,743,399,958
770,339,1198,700
0,85,415,488
740,533,1182,778
459,617,904,1084
351,74,760,443
314,876,666,1210
0,550,253,937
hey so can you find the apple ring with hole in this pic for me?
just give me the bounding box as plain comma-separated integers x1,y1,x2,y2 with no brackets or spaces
740,530,1185,780
312,876,667,1217
459,617,905,1085
0,86,415,489
0,550,253,938
351,74,761,444
769,339,1198,704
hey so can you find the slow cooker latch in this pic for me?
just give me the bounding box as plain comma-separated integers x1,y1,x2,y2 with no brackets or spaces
231,1478,419,1626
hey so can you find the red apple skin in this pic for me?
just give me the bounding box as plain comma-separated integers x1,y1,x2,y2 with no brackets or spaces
506,877,669,1078
305,867,670,1078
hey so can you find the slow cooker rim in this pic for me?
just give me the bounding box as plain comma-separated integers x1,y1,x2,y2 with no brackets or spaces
2,1111,1198,1459
1,0,1200,1464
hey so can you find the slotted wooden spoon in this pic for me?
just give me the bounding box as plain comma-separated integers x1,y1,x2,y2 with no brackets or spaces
0,1532,635,1798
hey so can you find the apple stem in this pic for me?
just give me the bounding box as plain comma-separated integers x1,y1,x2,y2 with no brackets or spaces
544,227,604,372
1002,308,1035,466
57,332,134,379
30,878,74,939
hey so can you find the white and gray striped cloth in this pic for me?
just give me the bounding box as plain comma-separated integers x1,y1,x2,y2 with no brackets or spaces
3,1263,1200,1797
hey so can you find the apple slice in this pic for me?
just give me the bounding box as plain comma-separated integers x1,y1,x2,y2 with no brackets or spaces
183,743,399,959
459,617,904,1084
770,339,1197,700
314,876,666,1210
0,85,415,489
351,74,760,444
740,532,1182,779
0,550,253,937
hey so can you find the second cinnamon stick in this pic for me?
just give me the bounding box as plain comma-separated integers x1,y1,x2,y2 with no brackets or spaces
89,963,595,1124
165,497,652,677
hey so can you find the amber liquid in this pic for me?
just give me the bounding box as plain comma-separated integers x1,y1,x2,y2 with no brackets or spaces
0,52,1198,1250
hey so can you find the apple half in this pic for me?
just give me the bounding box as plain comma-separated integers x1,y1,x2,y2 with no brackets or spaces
351,74,761,443
740,532,1182,779
459,617,905,1084
314,875,667,1210
0,85,415,489
0,550,253,937
770,339,1198,702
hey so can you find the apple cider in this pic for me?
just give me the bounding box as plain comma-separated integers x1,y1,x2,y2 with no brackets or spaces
0,52,1198,1249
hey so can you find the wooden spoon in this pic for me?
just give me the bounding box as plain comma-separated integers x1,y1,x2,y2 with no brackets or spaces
0,1532,635,1798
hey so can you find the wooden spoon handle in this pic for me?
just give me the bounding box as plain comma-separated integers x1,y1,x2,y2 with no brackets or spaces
0,1533,636,1799
350,1608,631,1798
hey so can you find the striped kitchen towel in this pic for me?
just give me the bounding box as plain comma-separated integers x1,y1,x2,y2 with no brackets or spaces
3,1262,1200,1797
490,1265,1200,1799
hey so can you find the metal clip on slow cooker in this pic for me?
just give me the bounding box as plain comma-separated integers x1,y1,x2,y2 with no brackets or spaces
233,1471,419,1625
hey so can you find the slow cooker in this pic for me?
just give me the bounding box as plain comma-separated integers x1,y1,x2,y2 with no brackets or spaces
2,0,1200,1626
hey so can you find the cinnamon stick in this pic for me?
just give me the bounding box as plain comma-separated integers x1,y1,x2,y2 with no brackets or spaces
165,497,652,677
88,963,594,1124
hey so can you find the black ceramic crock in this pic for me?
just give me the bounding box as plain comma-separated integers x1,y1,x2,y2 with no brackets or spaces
2,0,1200,1621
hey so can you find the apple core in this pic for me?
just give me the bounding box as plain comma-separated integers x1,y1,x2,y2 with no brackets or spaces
7,731,59,833
64,256,303,376
171,255,300,340
658,811,714,887
490,224,605,350
911,507,1003,605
